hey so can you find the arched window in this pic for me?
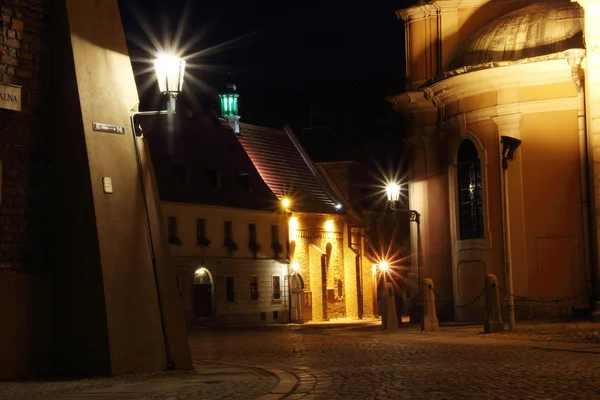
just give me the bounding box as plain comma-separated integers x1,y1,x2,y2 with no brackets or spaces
457,140,484,240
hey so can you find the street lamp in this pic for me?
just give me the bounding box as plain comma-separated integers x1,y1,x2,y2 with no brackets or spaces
500,135,522,332
127,52,187,370
385,182,420,224
153,53,186,156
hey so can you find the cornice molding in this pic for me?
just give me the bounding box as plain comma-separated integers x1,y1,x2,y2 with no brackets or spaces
460,97,578,125
427,59,572,107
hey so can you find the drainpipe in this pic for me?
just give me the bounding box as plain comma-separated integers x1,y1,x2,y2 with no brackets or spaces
565,49,594,307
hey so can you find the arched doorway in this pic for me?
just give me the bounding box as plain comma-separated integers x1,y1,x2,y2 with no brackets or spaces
193,268,213,318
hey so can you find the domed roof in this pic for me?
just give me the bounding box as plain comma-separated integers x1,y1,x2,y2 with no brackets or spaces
447,0,583,71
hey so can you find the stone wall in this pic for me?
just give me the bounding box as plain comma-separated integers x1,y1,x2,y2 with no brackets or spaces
0,0,49,273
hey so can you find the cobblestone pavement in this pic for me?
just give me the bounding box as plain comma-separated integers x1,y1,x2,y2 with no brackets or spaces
189,322,600,399
0,362,278,400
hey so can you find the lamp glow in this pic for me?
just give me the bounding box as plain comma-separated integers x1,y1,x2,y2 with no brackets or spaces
194,267,206,276
325,220,334,231
154,54,186,94
289,217,298,229
379,262,390,272
282,198,291,208
386,183,401,203
291,262,300,273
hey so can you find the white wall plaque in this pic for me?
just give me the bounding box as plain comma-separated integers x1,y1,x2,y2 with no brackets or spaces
102,177,113,194
0,83,21,112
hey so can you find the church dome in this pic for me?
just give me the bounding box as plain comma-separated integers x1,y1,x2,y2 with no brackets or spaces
447,0,583,71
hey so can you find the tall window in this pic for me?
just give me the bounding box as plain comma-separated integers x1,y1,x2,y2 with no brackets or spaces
197,219,207,242
226,277,234,302
167,216,180,244
250,276,259,301
224,221,233,243
271,225,280,246
248,223,257,244
272,276,281,300
457,139,484,240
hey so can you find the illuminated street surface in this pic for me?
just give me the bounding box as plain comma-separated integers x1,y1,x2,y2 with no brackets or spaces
189,322,600,399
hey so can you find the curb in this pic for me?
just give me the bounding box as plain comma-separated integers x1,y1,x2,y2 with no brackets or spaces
195,360,298,400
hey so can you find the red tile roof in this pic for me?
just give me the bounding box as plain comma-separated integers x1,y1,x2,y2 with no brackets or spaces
233,122,342,214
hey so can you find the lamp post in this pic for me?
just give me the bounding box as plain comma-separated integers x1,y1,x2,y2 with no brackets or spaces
129,53,186,369
153,54,186,156
500,135,522,332
386,182,421,323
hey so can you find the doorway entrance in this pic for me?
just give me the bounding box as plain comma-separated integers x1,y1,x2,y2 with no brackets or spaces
193,268,213,318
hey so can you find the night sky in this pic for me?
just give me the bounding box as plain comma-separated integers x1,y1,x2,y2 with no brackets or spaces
119,1,412,165
120,0,408,96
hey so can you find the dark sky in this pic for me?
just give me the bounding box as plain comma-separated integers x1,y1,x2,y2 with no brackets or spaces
119,0,409,96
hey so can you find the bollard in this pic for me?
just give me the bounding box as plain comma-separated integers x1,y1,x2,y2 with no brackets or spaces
385,282,399,330
484,274,505,333
421,278,439,331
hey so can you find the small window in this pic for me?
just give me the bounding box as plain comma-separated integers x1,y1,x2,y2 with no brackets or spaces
457,140,484,240
272,276,281,300
171,164,188,184
205,169,222,189
224,221,233,243
271,225,280,246
248,223,257,243
238,173,253,192
273,310,279,320
260,311,267,321
226,277,234,302
250,276,259,301
337,279,343,298
197,219,207,242
167,216,180,244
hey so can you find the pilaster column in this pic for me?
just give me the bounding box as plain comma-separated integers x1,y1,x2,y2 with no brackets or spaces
491,113,528,297
574,0,600,317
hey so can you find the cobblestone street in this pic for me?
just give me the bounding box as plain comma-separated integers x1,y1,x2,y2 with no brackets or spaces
4,321,600,399
190,322,600,399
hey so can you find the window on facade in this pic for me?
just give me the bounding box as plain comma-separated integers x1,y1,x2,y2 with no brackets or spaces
457,140,484,240
272,276,281,300
224,221,233,243
197,219,207,242
171,164,188,184
248,223,257,243
238,173,253,191
167,216,178,239
205,169,222,188
271,225,280,246
226,277,234,302
250,276,259,301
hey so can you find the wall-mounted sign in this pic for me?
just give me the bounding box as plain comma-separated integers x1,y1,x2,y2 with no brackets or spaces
92,122,125,134
0,83,21,112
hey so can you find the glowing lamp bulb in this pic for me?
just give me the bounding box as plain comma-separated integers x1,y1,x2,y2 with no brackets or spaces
194,267,206,276
386,183,401,203
325,220,334,231
282,198,290,208
379,262,390,272
291,262,300,273
289,217,298,229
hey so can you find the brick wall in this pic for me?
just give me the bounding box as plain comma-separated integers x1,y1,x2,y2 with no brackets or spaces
0,0,49,272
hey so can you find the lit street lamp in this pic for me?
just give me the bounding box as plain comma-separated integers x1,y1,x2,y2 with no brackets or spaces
500,135,522,332
128,52,187,370
385,182,420,224
153,54,186,156
385,182,421,323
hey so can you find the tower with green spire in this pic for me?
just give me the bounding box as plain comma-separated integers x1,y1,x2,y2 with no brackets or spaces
219,72,240,134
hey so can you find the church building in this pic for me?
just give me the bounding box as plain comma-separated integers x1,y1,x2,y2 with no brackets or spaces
392,0,600,321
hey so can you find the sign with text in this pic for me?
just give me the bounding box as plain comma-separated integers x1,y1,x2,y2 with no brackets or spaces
0,83,21,111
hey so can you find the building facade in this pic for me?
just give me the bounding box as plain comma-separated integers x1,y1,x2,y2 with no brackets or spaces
141,110,290,325
236,123,376,321
393,0,600,321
